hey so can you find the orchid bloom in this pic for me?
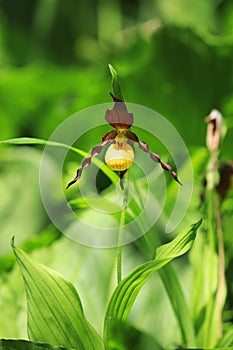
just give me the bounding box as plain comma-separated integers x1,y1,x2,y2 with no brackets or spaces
67,94,182,189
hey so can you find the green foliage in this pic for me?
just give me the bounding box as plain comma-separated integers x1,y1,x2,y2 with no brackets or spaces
106,319,163,350
108,64,124,101
0,339,72,350
0,137,119,185
104,220,201,348
0,1,233,349
11,239,104,350
9,220,199,350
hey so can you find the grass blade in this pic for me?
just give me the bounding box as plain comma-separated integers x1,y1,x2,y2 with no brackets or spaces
0,137,119,185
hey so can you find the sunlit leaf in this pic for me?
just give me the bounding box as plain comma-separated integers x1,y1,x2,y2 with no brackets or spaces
0,137,119,185
104,219,202,347
12,240,104,350
130,192,197,346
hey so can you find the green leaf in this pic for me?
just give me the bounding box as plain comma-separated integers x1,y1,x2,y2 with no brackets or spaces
130,190,197,346
0,228,60,273
108,64,124,101
191,237,219,348
0,339,72,350
104,219,202,347
158,265,196,347
11,240,104,350
217,326,233,348
107,319,163,350
0,137,119,185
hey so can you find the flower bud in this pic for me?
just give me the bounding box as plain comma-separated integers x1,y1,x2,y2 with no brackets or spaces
205,109,222,153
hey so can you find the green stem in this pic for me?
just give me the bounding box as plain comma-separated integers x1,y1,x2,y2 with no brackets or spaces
214,192,225,339
116,173,129,284
206,187,216,250
108,63,128,284
203,150,223,347
206,152,218,249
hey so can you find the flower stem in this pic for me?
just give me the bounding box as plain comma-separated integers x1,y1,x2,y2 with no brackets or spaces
214,191,225,339
116,173,129,284
204,149,225,344
108,63,128,284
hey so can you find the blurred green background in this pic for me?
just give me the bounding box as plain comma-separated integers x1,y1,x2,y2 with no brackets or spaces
0,0,233,346
1,0,233,144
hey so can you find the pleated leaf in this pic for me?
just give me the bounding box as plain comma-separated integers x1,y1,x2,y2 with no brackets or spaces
104,220,202,346
12,240,104,350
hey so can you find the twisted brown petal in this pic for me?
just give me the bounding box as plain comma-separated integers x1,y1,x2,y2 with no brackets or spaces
102,130,118,142
138,141,182,185
66,138,114,189
126,132,182,185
